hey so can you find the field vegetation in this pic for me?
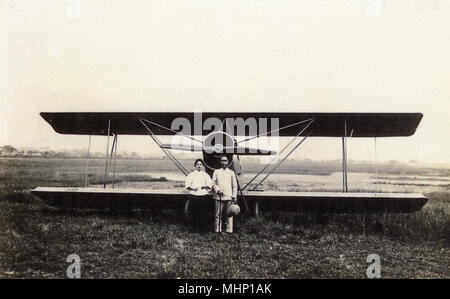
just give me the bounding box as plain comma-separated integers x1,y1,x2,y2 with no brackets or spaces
0,158,448,278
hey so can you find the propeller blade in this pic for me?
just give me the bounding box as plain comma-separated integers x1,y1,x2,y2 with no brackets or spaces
160,144,204,152
203,145,276,155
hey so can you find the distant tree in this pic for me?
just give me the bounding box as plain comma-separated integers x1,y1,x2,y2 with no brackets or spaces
2,145,17,154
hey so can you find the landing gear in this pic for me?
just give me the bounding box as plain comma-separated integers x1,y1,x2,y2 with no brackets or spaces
253,200,260,219
184,199,190,219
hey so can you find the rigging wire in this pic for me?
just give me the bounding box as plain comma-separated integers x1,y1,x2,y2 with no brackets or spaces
84,135,91,188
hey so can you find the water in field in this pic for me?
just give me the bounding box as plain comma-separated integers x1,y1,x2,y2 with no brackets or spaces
120,171,450,193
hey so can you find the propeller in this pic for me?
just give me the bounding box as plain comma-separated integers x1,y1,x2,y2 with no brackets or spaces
160,143,276,155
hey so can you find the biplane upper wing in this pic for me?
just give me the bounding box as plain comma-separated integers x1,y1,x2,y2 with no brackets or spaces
31,187,428,213
40,112,423,137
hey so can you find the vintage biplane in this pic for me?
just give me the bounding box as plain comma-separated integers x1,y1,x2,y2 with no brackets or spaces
31,112,428,216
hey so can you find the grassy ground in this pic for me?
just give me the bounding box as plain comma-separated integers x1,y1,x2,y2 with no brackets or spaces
0,158,449,278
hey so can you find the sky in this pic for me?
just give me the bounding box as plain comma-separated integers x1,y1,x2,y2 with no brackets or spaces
1,0,449,164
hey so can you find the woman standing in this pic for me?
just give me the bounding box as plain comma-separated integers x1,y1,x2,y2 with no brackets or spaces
185,159,212,196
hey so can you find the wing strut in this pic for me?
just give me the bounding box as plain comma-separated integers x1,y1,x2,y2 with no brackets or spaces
237,118,314,144
374,137,378,193
139,118,189,176
250,133,311,191
342,121,348,192
112,134,118,188
103,120,111,188
234,161,249,214
140,118,203,144
223,118,250,214
104,133,118,188
84,135,91,187
242,118,314,191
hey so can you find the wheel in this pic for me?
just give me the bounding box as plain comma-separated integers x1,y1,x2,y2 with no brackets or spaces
183,199,190,220
254,200,260,219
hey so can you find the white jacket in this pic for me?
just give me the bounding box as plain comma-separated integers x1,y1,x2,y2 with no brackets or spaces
185,170,212,196
212,168,237,200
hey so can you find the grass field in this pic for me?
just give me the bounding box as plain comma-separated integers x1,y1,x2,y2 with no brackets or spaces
0,158,449,278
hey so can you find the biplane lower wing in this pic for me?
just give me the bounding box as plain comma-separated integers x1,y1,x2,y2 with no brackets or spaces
31,187,428,213
243,190,428,213
31,187,190,210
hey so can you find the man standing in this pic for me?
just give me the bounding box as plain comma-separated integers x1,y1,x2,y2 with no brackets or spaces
212,156,237,233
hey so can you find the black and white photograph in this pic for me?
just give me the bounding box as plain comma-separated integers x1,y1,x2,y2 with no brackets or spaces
0,0,449,284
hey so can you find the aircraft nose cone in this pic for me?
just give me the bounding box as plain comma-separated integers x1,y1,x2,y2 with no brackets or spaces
213,144,223,153
203,131,234,154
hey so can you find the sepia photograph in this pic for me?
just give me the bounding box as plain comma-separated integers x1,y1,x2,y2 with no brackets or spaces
0,0,448,285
